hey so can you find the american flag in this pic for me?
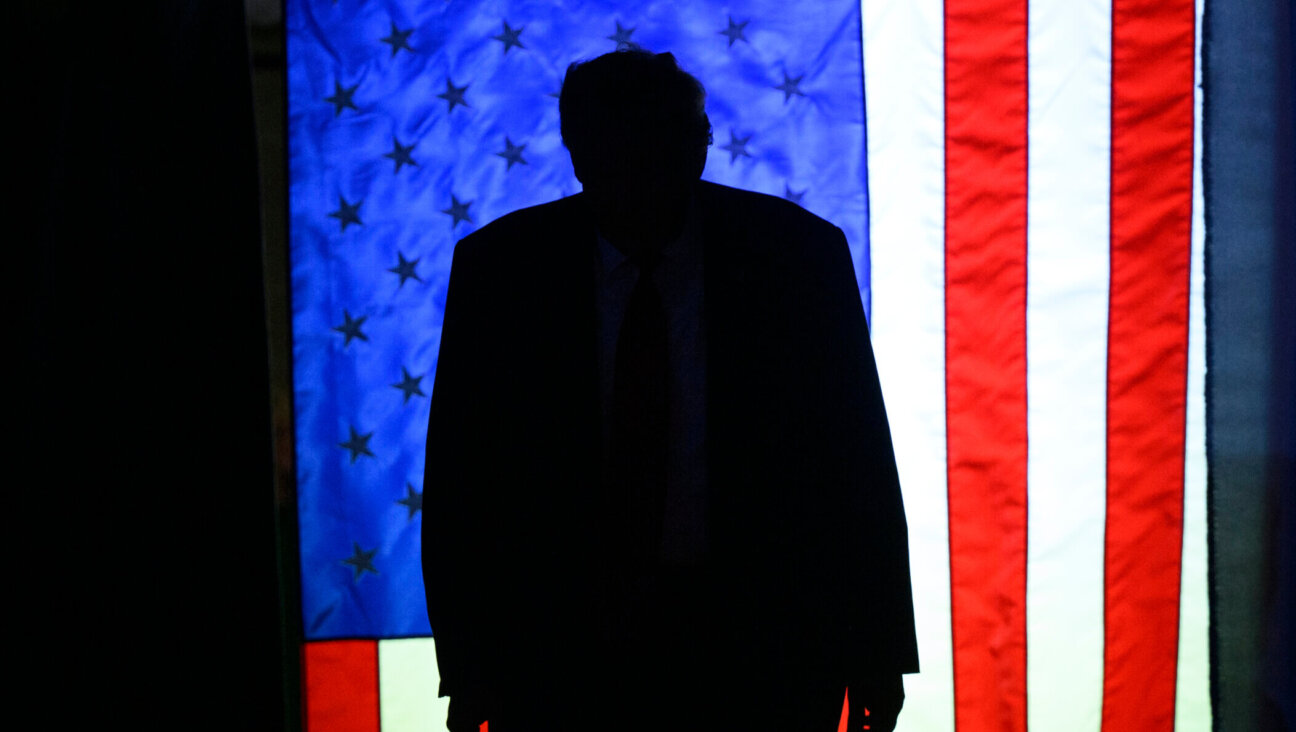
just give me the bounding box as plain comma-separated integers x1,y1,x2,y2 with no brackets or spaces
866,1,1208,730
286,0,1210,730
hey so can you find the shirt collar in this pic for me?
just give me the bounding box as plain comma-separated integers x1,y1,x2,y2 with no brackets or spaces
595,193,700,277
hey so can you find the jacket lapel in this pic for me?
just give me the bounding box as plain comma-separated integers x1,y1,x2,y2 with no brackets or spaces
699,184,762,562
540,194,602,485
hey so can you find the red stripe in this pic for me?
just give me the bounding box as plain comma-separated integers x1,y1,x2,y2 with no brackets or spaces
943,1,1030,730
1103,2,1196,729
304,640,380,732
839,690,850,732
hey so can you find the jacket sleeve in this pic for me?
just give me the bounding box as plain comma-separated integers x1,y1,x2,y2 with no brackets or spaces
822,226,920,676
422,237,500,700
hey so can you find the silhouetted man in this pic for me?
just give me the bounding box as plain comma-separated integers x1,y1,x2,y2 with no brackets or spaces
423,50,917,732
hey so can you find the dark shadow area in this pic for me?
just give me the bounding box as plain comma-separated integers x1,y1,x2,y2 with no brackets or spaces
18,1,283,726
1262,0,1294,727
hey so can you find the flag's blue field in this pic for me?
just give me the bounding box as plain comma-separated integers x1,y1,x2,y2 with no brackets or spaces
287,0,869,641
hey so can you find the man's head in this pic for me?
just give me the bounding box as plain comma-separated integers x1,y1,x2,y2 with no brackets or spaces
560,50,712,253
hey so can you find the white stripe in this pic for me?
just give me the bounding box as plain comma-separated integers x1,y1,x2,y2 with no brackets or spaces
378,638,449,731
861,1,953,729
1175,0,1211,726
1024,1,1112,730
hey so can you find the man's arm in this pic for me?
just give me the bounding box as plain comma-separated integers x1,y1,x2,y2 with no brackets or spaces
422,237,498,727
819,227,918,730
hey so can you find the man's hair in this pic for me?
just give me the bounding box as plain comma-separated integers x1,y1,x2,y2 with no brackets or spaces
559,50,712,174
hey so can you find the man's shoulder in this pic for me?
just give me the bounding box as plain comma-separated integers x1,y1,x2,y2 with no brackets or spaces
453,194,587,264
451,183,844,267
697,181,841,240
695,181,846,274
697,180,814,216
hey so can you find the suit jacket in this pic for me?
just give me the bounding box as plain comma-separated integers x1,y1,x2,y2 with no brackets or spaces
422,181,918,726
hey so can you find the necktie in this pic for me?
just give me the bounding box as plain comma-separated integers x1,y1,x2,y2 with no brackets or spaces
610,254,668,569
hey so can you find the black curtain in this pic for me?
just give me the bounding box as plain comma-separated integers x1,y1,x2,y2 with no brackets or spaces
20,2,282,726
1204,0,1295,729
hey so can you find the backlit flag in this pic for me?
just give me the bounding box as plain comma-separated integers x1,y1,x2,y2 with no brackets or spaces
866,0,1209,730
286,0,1210,730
